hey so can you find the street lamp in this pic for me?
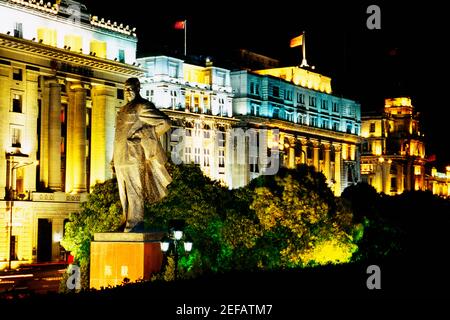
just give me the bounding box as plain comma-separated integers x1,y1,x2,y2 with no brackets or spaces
160,228,193,281
5,152,35,271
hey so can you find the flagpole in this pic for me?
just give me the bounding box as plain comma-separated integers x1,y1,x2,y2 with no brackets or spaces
300,31,308,67
184,19,187,56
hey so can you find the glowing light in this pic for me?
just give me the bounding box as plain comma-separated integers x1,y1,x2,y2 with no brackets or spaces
385,97,412,108
53,232,62,242
378,157,384,163
414,165,421,175
160,241,169,252
174,230,183,240
184,241,193,252
255,66,332,93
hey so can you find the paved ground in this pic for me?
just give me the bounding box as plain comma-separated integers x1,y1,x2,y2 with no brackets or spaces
0,263,67,298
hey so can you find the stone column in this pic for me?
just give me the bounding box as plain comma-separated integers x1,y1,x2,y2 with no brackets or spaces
333,143,342,196
91,85,116,187
341,143,348,160
350,144,356,161
299,137,308,164
311,139,320,172
287,137,295,169
323,141,331,182
67,83,87,193
47,80,62,191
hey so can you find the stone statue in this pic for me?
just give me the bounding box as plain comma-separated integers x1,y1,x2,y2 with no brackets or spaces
112,78,172,232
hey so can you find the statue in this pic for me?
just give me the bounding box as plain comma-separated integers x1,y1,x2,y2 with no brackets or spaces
112,78,172,232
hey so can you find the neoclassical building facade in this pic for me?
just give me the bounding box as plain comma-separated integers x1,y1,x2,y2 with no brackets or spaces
360,97,427,194
230,66,361,195
0,0,141,269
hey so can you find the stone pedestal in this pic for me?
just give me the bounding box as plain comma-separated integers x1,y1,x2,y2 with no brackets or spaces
90,232,164,289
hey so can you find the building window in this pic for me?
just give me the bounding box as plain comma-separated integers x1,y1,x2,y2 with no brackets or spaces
255,84,260,95
332,122,339,131
11,127,22,147
203,127,210,139
170,90,177,108
118,49,125,63
117,89,124,100
250,82,255,94
272,86,279,97
309,96,317,107
14,22,23,38
322,119,329,129
184,147,192,163
414,165,421,175
346,122,353,133
194,123,201,137
218,98,225,116
219,149,225,168
285,90,292,101
390,177,397,192
273,108,279,119
310,116,318,127
332,102,339,113
321,100,328,110
12,94,22,113
194,96,200,112
194,147,201,165
370,123,376,133
203,149,210,167
13,68,23,81
297,92,305,104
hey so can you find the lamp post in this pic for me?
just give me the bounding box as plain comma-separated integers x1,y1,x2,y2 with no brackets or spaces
5,153,34,271
160,228,193,281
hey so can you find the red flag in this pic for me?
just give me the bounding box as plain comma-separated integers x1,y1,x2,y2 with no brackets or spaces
174,20,185,30
290,34,303,48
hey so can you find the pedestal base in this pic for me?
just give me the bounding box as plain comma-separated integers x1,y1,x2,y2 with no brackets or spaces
90,232,164,289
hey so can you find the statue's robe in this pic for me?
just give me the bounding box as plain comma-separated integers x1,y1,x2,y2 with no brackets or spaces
113,97,172,228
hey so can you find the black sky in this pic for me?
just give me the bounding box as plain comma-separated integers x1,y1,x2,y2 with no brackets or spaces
81,0,449,168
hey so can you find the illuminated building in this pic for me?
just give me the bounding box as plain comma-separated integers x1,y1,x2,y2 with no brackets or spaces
230,66,361,195
0,0,141,269
137,55,237,186
425,167,450,198
360,97,427,194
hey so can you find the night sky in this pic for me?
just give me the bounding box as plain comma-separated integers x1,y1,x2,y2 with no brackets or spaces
81,0,449,169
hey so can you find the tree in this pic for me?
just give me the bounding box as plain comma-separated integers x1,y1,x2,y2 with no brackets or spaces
61,178,122,289
247,166,359,268
145,163,235,274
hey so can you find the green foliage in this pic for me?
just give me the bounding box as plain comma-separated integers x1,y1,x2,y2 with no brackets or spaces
60,179,122,289
62,162,361,286
246,166,358,268
148,164,359,273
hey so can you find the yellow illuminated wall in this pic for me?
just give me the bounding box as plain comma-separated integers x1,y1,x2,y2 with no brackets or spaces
361,119,384,138
64,35,83,52
37,27,57,46
255,66,332,94
90,40,107,58
385,97,412,108
184,64,208,84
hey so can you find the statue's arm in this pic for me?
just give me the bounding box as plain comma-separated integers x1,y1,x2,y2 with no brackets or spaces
137,105,171,136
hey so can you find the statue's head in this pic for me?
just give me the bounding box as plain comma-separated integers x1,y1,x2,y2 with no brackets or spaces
124,77,141,102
